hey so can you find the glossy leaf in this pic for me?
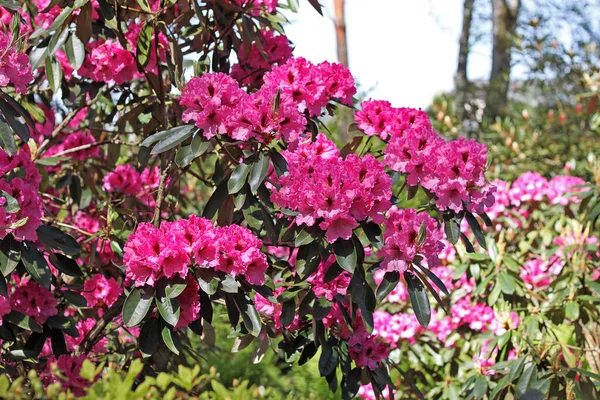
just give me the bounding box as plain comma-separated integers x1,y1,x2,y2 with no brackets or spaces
404,271,431,328
123,287,154,327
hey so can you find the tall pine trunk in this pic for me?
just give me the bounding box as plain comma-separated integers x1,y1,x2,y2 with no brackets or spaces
334,0,348,67
455,0,475,131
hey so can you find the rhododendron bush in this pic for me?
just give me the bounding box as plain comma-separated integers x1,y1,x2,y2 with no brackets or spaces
0,0,573,398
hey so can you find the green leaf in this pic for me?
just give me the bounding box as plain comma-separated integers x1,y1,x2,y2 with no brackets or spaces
295,227,318,247
319,344,338,377
472,376,487,399
414,263,450,296
136,23,154,68
248,152,269,194
404,271,431,328
307,0,323,15
4,311,43,333
65,32,85,70
150,126,195,155
140,124,191,148
21,241,52,288
361,221,384,249
465,212,487,249
443,215,460,245
96,0,115,20
565,301,580,320
160,323,181,355
498,272,516,295
269,150,288,177
0,237,20,277
61,290,87,307
333,238,356,273
0,121,16,155
139,318,160,356
48,25,70,57
375,271,400,303
313,296,332,321
203,180,228,220
49,253,83,277
0,0,21,11
175,135,210,168
280,298,295,327
156,288,180,327
0,190,19,214
228,160,252,194
0,98,30,143
295,241,321,280
36,225,81,256
235,292,262,337
165,282,187,299
123,287,154,327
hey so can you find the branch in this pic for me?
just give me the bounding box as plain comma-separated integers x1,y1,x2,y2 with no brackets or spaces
78,293,126,355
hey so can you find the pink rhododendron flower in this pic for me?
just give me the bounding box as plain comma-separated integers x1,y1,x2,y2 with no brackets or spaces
272,134,391,243
508,171,549,206
355,99,430,140
174,276,201,329
0,30,33,94
348,327,391,370
66,318,109,354
60,132,100,161
255,287,301,331
79,39,139,84
102,165,143,195
82,275,122,309
547,175,586,206
306,255,352,301
519,257,563,289
44,355,95,396
379,207,444,274
10,280,58,324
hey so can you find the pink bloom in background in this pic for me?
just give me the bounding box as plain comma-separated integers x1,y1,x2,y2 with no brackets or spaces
490,311,521,336
45,355,95,396
358,383,394,400
174,276,201,329
373,270,408,304
547,175,586,206
508,171,549,206
0,30,33,94
66,318,109,354
82,275,122,309
520,257,563,289
60,132,100,161
10,280,58,324
372,310,422,346
272,134,391,243
255,287,301,331
102,165,143,195
379,207,444,274
473,342,498,375
79,39,139,84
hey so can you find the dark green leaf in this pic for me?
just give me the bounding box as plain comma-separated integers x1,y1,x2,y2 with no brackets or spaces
61,290,87,307
97,0,115,20
160,323,181,355
203,180,228,219
139,318,160,356
404,271,431,328
249,152,269,194
136,23,154,68
156,288,180,327
270,150,288,177
443,217,460,245
0,236,20,277
295,227,317,247
49,253,83,277
37,225,81,256
123,287,154,327
465,212,486,249
140,125,192,149
333,238,356,273
165,282,187,299
472,376,487,399
313,296,332,321
414,263,450,296
235,292,262,337
150,126,195,155
461,233,475,253
307,0,323,15
4,311,43,333
228,160,252,194
0,98,30,143
319,344,338,377
21,240,52,288
0,0,21,11
375,271,400,303
295,242,321,280
280,299,295,327
0,121,16,155
361,221,384,249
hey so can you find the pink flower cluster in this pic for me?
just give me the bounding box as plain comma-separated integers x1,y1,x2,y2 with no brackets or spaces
42,355,93,397
372,310,422,346
231,30,293,88
355,100,431,140
102,165,164,208
271,134,392,242
348,328,390,370
180,57,356,143
379,208,444,274
82,275,122,309
124,216,268,287
0,30,33,94
508,172,549,206
519,257,564,289
305,255,352,301
79,39,138,85
10,280,58,324
0,146,44,242
255,287,301,330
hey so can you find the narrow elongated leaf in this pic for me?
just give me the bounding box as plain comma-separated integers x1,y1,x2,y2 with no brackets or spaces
0,121,16,155
465,212,487,249
165,282,187,299
319,344,338,377
375,271,400,303
65,33,85,70
235,292,262,337
161,323,181,355
0,236,20,277
203,180,228,219
136,23,154,68
151,126,195,154
270,150,288,177
307,0,323,15
444,218,460,245
404,271,431,328
123,287,154,327
37,225,81,256
313,296,332,320
61,290,87,307
48,26,70,57
361,221,383,249
156,288,180,327
280,299,295,327
333,238,357,273
413,263,450,296
21,241,52,288
249,152,269,193
4,311,43,333
0,98,29,142
228,160,252,194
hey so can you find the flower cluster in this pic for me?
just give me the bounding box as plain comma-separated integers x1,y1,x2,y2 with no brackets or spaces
348,328,391,370
102,165,164,209
0,30,33,93
180,57,356,144
355,100,431,140
379,207,444,273
305,255,352,301
271,134,392,242
231,30,293,88
124,215,269,287
10,280,58,324
0,146,44,242
82,275,122,309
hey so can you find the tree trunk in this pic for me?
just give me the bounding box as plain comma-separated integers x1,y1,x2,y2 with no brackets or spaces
486,0,520,120
334,0,348,67
455,0,475,130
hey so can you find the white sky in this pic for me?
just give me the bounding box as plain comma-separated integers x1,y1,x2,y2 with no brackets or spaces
283,0,492,108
